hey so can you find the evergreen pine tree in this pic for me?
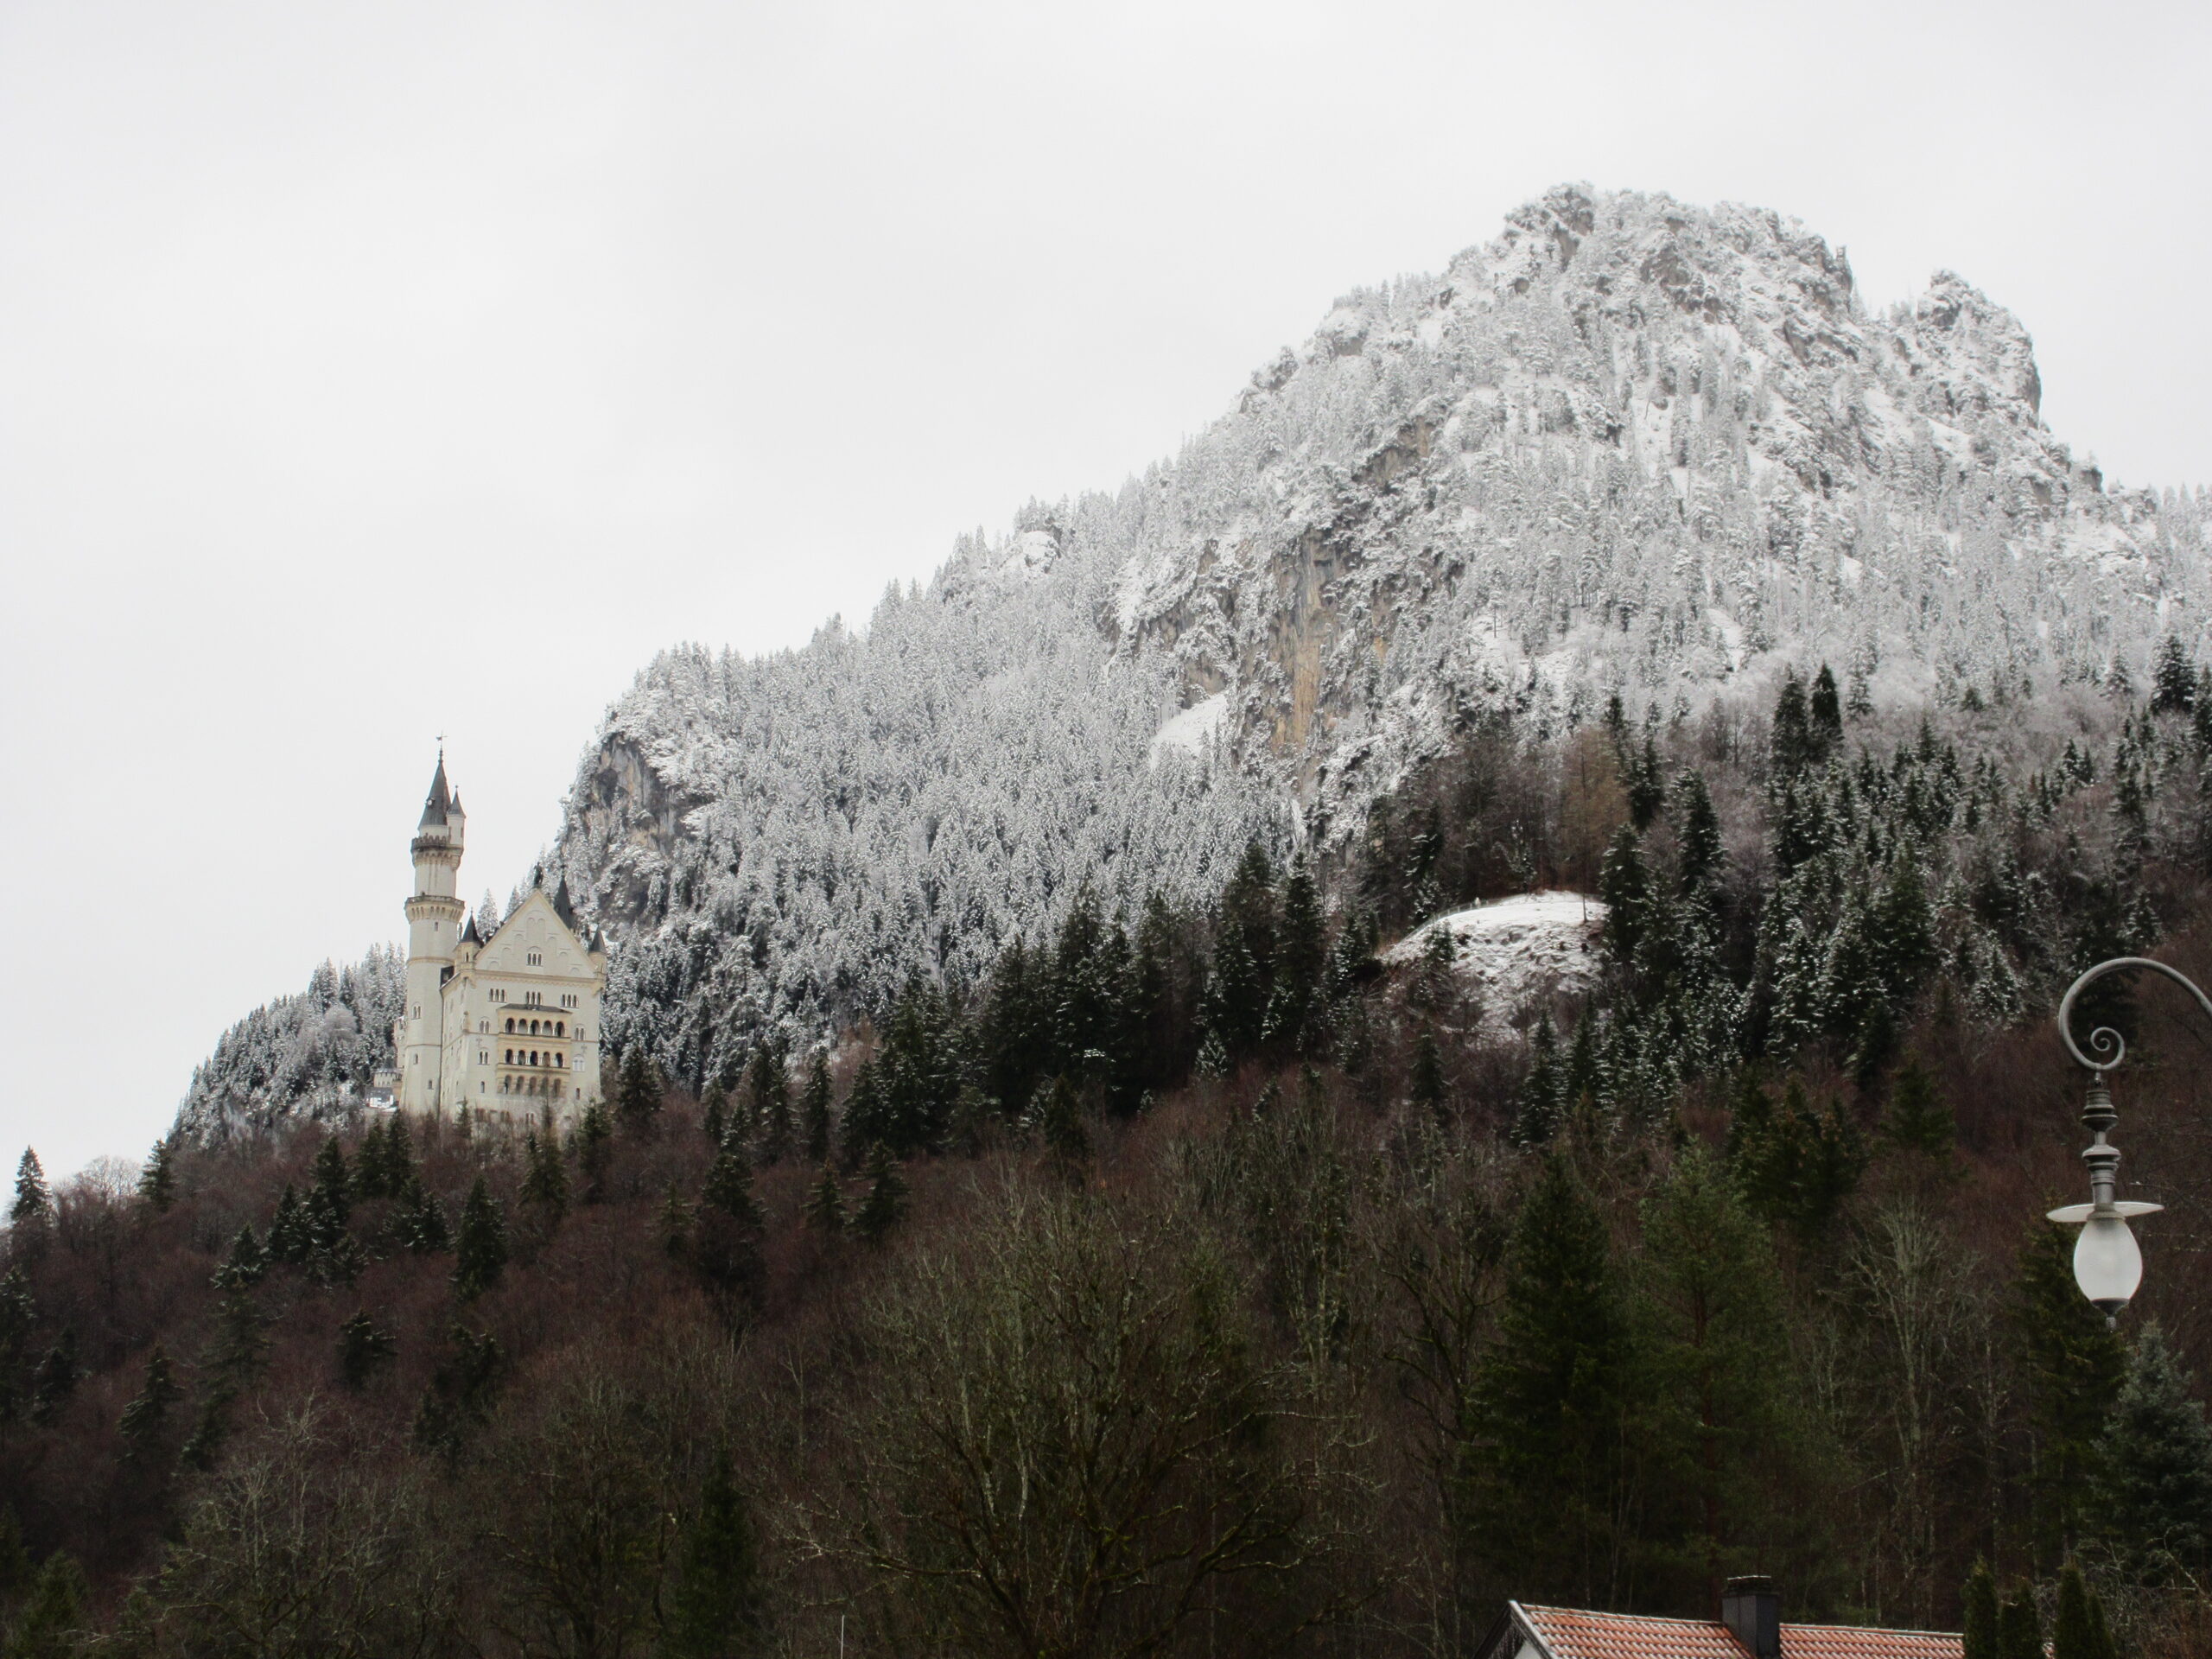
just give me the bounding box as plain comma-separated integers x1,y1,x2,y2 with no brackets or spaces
1625,732,1667,830
1268,858,1328,1051
803,1163,846,1234
2152,636,2196,714
1809,664,1844,757
616,1047,663,1139
518,1126,569,1229
575,1100,615,1200
452,1177,508,1300
1039,1076,1090,1185
702,1137,763,1230
117,1342,184,1452
137,1138,177,1211
702,1083,729,1151
0,1505,29,1603
0,1269,29,1428
748,1043,791,1163
29,1333,79,1427
209,1224,267,1291
411,1324,503,1466
353,1119,391,1199
1674,771,1726,915
2016,1221,2127,1560
1599,826,1652,966
2052,1563,2113,1659
1635,1145,1808,1604
266,1183,311,1263
1883,1053,1956,1165
1466,1153,1634,1603
1771,671,1814,777
800,1051,833,1163
7,1551,87,1659
838,1061,886,1170
310,1135,352,1228
9,1150,50,1250
853,1142,908,1243
1998,1587,2042,1659
395,1174,452,1254
659,1181,694,1260
664,1448,765,1659
336,1311,397,1390
1515,1016,1563,1146
2090,1321,2212,1575
1409,1029,1448,1128
1961,1560,1999,1659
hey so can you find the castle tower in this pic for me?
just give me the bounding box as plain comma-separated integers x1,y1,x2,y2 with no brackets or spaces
398,753,467,1113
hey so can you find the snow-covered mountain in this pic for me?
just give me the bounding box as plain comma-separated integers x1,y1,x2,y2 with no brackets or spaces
549,185,2207,1081
181,185,2212,1114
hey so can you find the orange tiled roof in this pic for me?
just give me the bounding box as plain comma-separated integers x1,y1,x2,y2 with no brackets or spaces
1516,1604,1963,1659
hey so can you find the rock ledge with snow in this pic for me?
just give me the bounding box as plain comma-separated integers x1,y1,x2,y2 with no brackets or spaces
1382,892,1607,1028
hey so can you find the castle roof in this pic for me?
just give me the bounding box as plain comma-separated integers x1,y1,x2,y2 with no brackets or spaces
418,753,453,829
552,876,578,929
1497,1604,1960,1659
460,914,482,946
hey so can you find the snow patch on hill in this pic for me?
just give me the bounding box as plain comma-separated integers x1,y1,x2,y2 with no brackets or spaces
1384,892,1607,1028
1149,692,1229,766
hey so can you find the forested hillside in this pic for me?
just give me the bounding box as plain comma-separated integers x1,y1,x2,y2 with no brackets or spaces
18,666,2212,1656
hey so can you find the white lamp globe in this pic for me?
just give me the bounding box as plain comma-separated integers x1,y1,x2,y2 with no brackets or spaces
2073,1213,2144,1315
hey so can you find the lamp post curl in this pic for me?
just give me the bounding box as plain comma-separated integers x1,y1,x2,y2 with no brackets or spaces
2049,957,2209,1323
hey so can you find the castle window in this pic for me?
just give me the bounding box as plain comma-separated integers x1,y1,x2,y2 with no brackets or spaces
530,1051,539,1065
556,1021,565,1037
553,1081,563,1099
527,950,543,967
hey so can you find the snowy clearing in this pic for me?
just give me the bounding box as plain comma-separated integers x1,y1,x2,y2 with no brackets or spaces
1382,892,1607,1028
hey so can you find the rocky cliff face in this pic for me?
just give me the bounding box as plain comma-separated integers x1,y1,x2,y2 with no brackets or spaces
1108,187,2199,830
539,185,2207,1077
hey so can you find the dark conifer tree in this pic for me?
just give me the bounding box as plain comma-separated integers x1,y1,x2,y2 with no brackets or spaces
1599,826,1652,967
395,1174,452,1254
1626,733,1666,830
1961,1560,1999,1659
803,1164,846,1234
353,1119,391,1199
1809,664,1844,756
702,1138,763,1231
336,1312,397,1390
309,1135,352,1228
0,1269,30,1428
1514,1016,1562,1146
853,1142,908,1243
616,1047,662,1139
1883,1054,1956,1164
8,1551,87,1659
2091,1321,2212,1576
1409,1030,1448,1128
800,1051,834,1163
1998,1587,2042,1659
136,1138,177,1212
412,1325,503,1466
1466,1154,1633,1604
209,1225,267,1291
982,936,1052,1116
2152,636,2196,715
575,1100,615,1200
1674,772,1726,917
664,1448,765,1659
1771,670,1814,778
659,1182,694,1260
702,1083,729,1152
1039,1076,1090,1185
10,1150,51,1255
748,1042,791,1163
117,1343,184,1453
452,1178,508,1300
1268,858,1328,1052
2052,1563,2113,1659
838,1060,886,1170
265,1184,311,1264
518,1128,569,1229
2016,1222,2126,1560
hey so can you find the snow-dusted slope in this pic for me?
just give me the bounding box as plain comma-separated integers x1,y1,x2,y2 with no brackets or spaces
433,188,2209,1085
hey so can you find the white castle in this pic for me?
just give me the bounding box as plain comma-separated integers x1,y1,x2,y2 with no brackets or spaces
390,754,607,1122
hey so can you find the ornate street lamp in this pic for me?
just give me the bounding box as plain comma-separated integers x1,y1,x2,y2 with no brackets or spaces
2049,957,2209,1323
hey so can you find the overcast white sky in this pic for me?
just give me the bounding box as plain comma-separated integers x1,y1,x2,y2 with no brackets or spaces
3,0,2207,1180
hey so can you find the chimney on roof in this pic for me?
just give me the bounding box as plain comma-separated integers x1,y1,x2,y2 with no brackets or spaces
1722,1578,1781,1659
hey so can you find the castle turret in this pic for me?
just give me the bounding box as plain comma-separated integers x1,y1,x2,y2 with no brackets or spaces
398,753,467,1113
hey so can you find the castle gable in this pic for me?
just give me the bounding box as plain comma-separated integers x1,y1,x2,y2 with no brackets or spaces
477,890,594,977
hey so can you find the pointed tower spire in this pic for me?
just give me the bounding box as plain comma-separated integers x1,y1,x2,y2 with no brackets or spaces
419,750,453,829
